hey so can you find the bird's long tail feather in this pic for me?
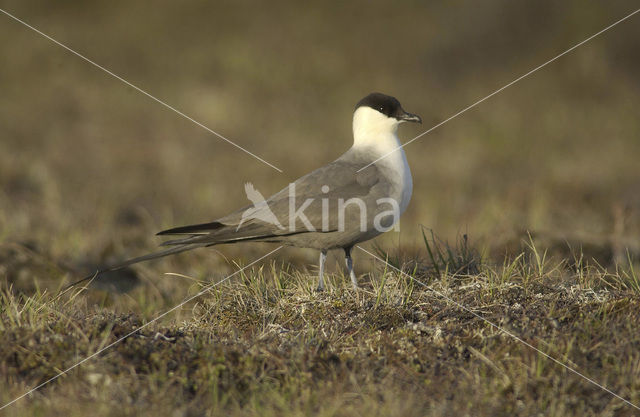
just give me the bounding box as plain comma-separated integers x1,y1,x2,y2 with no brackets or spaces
60,243,205,292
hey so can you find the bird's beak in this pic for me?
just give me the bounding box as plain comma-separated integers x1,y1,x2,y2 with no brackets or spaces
399,111,422,124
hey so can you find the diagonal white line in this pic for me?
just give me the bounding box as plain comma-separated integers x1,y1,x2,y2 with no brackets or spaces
0,8,283,173
357,245,640,411
0,246,283,411
358,8,640,172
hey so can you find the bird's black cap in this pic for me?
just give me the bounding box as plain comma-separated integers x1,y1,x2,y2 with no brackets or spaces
355,92,422,123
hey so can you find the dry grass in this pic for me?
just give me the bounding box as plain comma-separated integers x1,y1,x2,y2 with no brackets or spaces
2,239,640,416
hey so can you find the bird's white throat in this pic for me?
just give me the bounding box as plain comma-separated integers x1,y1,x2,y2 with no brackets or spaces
351,106,413,213
352,107,401,153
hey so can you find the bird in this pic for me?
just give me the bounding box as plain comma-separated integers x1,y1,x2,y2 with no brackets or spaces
66,93,421,292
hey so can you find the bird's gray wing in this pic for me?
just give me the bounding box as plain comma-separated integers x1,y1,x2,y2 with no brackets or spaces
158,153,391,245
253,157,388,232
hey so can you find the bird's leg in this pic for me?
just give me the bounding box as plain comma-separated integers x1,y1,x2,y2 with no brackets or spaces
316,249,327,292
344,247,358,289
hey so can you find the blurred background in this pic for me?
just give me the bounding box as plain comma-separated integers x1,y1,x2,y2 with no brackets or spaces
1,0,639,297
